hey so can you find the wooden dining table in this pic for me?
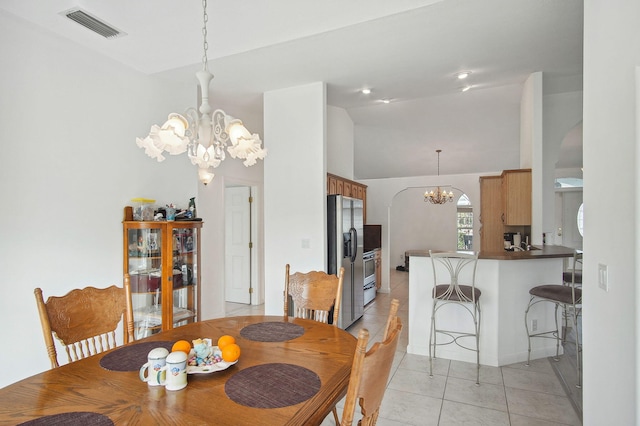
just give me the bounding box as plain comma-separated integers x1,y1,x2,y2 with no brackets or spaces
0,315,357,426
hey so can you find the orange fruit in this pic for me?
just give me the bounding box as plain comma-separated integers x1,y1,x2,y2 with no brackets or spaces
221,343,241,362
172,340,191,355
217,335,236,349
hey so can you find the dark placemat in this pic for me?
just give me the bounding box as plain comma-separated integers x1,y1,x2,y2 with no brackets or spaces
99,341,174,372
225,363,321,408
17,412,113,426
240,322,304,342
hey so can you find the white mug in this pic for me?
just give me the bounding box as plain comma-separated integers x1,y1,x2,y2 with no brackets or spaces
139,347,170,386
157,351,188,391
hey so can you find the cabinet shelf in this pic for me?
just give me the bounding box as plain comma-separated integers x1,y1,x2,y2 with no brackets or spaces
128,254,162,259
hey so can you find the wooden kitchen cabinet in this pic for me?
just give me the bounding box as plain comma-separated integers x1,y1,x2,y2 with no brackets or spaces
327,173,368,222
502,169,532,226
479,175,504,252
479,169,531,252
343,182,352,197
123,220,203,339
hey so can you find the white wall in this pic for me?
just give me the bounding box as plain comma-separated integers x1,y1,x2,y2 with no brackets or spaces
195,104,265,319
0,11,197,387
327,106,355,179
583,1,640,424
263,82,327,315
197,153,264,319
359,173,484,292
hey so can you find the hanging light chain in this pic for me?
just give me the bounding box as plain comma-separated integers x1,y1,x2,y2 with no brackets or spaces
202,0,209,70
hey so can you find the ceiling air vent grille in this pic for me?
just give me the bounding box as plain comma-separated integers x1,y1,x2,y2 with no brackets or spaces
63,8,126,39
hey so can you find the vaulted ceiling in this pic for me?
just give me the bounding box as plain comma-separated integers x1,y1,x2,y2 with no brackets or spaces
0,0,583,179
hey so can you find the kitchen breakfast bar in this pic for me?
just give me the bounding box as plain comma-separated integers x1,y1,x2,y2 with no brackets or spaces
406,246,576,367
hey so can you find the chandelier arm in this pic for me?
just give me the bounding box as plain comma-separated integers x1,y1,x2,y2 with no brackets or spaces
212,109,231,145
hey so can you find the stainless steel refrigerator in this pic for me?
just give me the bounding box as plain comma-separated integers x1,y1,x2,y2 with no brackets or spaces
328,195,365,329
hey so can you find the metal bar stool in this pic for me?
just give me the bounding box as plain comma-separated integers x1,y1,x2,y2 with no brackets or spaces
525,251,582,388
561,252,583,343
429,251,481,385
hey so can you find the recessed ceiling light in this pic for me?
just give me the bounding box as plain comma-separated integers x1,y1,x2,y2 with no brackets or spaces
461,85,472,92
456,71,471,80
381,99,390,104
361,88,371,95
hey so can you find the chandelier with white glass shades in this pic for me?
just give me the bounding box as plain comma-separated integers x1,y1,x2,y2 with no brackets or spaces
424,149,454,204
136,0,267,185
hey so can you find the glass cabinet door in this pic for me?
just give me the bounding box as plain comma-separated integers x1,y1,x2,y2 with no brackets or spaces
126,226,163,339
171,227,198,327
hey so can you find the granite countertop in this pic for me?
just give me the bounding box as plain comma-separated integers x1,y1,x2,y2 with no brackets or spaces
406,245,576,261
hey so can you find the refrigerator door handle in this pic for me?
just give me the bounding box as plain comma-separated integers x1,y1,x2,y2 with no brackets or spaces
349,227,358,263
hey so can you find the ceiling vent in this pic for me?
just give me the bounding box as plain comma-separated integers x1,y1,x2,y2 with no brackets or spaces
62,8,126,39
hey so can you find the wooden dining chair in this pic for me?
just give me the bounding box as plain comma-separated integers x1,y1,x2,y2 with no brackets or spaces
333,298,403,426
34,274,135,368
284,264,344,325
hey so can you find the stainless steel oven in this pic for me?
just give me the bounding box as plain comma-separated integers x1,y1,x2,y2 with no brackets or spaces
363,251,377,305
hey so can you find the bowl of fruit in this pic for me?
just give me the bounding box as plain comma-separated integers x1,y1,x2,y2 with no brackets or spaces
171,336,241,375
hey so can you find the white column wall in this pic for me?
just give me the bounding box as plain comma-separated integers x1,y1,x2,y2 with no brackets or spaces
263,82,327,315
583,1,640,424
521,72,544,245
327,106,355,180
520,72,541,170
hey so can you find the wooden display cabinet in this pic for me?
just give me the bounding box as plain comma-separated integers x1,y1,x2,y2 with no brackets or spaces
123,220,203,339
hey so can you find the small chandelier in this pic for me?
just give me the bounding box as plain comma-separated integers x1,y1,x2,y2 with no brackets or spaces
135,0,267,185
424,149,454,204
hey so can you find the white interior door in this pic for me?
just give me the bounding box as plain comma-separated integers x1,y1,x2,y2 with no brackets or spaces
561,190,583,250
225,186,251,304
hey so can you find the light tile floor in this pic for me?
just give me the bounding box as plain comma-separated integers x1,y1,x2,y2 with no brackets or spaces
225,269,582,426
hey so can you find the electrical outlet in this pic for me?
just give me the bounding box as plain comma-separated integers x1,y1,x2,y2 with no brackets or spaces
531,319,538,332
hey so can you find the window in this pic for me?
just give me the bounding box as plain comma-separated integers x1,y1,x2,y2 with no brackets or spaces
577,203,584,237
457,194,473,250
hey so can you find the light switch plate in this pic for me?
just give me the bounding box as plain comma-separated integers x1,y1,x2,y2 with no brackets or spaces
598,263,608,291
